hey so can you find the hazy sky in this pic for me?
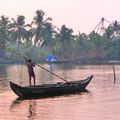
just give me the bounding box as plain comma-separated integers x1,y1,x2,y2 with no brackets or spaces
0,0,120,34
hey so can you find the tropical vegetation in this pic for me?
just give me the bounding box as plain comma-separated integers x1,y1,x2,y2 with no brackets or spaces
0,10,120,63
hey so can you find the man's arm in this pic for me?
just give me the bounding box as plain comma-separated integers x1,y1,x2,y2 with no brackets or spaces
32,62,35,67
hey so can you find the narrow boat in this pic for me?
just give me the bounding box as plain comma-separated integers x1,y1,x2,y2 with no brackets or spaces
10,75,93,99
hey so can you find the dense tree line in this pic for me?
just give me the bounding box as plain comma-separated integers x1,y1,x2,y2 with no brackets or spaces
0,10,120,62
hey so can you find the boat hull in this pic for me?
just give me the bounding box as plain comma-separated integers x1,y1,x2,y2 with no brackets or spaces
10,75,93,99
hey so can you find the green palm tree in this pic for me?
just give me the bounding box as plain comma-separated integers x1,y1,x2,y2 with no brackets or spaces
10,15,28,52
0,15,11,58
106,20,120,39
57,25,74,58
41,22,57,55
31,10,52,46
76,32,91,52
89,31,107,59
0,15,11,48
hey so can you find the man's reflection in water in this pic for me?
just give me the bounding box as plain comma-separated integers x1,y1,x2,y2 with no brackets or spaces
28,100,36,120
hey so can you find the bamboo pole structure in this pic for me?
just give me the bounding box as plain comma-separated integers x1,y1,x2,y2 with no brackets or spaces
112,65,116,84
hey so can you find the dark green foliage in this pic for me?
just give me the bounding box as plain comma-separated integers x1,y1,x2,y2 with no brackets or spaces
0,10,120,61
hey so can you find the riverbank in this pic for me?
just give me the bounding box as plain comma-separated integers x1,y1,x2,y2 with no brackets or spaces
0,59,120,65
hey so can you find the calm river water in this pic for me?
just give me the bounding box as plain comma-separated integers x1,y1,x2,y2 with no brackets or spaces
0,63,120,120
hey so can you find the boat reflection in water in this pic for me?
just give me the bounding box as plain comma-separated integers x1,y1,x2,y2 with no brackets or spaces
10,99,21,110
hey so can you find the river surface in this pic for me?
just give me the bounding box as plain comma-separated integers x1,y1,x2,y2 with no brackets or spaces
0,63,120,120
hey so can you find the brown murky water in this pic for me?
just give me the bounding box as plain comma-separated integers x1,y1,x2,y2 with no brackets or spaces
0,64,120,120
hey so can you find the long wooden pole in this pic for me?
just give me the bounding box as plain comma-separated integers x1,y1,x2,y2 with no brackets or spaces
7,48,69,83
35,64,68,83
113,65,116,84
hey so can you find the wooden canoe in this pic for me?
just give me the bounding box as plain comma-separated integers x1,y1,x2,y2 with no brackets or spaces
10,75,93,99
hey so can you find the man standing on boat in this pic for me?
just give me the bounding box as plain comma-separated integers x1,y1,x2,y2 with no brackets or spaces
26,59,36,86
